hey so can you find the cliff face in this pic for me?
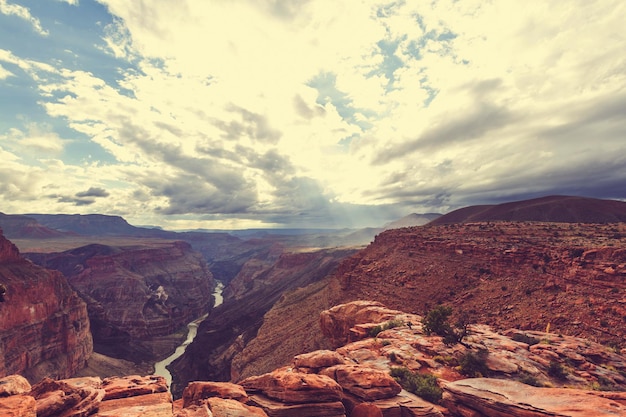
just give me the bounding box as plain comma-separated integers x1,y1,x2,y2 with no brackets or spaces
26,241,214,361
334,222,626,347
0,230,92,382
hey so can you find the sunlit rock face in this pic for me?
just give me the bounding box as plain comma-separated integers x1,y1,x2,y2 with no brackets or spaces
0,230,93,382
26,240,215,361
1,299,626,416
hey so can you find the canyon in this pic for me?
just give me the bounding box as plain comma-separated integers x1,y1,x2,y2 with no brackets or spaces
205,220,626,387
24,241,216,362
1,196,626,416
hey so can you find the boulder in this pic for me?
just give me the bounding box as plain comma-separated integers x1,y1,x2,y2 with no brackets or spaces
293,350,346,371
183,381,248,407
0,394,36,417
0,375,31,396
31,377,105,417
102,375,168,400
443,378,626,416
320,301,403,347
321,365,402,400
207,397,268,417
241,368,343,404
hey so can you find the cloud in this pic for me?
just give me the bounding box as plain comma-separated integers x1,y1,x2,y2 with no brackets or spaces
0,0,48,36
75,187,110,198
0,63,13,79
0,124,66,156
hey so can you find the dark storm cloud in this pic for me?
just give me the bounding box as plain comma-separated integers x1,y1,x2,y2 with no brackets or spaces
540,93,626,141
75,187,110,198
373,104,516,164
49,194,95,206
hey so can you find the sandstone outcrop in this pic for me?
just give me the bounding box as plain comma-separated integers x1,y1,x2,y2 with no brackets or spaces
0,230,92,382
2,300,626,416
442,378,626,416
26,241,214,361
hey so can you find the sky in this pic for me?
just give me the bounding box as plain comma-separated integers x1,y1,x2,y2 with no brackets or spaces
1,0,625,230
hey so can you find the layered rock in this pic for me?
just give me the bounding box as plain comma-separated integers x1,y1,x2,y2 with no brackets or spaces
334,222,626,348
170,247,355,396
0,230,92,382
442,378,626,416
26,241,214,361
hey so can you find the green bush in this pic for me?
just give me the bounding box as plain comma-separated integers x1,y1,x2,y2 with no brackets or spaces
390,367,442,404
422,306,469,345
511,333,540,346
459,350,489,377
547,361,568,380
369,318,404,337
518,372,542,387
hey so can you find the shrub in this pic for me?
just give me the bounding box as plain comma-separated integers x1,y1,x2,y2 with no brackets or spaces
518,372,542,387
369,319,404,337
511,333,540,346
422,306,469,345
459,350,489,377
547,361,568,380
390,367,442,404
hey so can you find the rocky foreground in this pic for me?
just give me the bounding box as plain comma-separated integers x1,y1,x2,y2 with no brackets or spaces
3,300,626,416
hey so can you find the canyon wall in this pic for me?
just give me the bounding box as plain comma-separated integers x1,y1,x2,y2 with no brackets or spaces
169,247,356,397
26,241,215,361
0,230,92,382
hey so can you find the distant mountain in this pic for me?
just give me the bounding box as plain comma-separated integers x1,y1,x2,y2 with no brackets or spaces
429,195,626,225
383,213,441,229
0,213,68,238
25,213,176,237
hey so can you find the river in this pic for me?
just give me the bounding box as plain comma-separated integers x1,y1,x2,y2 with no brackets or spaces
153,281,224,388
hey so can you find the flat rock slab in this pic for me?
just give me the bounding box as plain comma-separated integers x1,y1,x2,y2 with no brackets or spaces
249,394,345,417
96,391,173,417
443,378,626,417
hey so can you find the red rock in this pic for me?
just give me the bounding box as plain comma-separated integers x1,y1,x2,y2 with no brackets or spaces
321,365,402,400
443,378,626,417
248,393,345,417
96,391,172,416
241,368,343,404
0,232,92,381
293,350,346,370
0,394,36,417
31,378,105,417
207,397,268,417
175,404,211,416
182,381,248,407
351,403,383,417
320,301,403,347
0,375,31,396
102,375,168,400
